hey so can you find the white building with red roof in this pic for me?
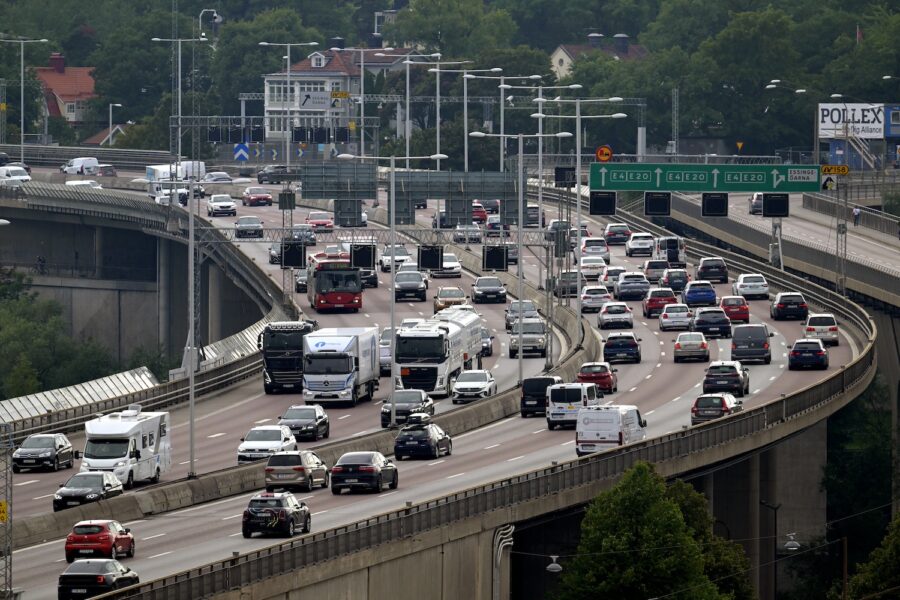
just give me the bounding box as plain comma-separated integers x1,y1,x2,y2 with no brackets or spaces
33,52,96,125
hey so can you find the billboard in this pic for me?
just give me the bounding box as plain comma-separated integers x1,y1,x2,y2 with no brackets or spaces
817,103,885,139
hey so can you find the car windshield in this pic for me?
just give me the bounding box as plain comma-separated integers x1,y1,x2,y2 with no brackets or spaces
667,271,688,279
477,277,501,287
396,337,444,362
584,239,606,247
699,310,728,320
309,212,330,221
246,187,267,195
605,305,628,314
808,316,836,326
679,333,705,342
512,322,546,334
647,262,668,269
282,407,316,420
509,301,536,313
305,355,353,375
20,437,54,449
733,327,764,340
237,217,260,225
481,327,491,338
396,273,423,283
781,295,804,303
560,272,580,281
390,391,423,405
64,560,115,574
384,247,410,257
65,474,104,489
380,328,394,344
316,271,361,294
262,329,306,351
444,253,458,262
584,287,609,296
608,225,628,232
702,260,725,268
665,306,689,314
73,524,107,535
622,275,646,282
650,290,674,298
439,288,465,298
605,268,626,277
708,365,738,375
743,276,766,283
268,454,302,466
83,438,128,459
696,396,725,409
722,298,745,306
580,364,608,374
582,258,605,266
605,337,637,348
457,372,488,383
336,452,375,465
249,498,286,509
245,429,283,442
794,342,822,351
632,235,653,241
400,429,430,439
690,283,714,290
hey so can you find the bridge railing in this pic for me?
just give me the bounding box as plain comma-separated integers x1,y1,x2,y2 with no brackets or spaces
96,190,878,600
803,192,900,238
0,144,172,171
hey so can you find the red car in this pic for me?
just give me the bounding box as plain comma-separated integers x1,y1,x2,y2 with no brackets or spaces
576,362,618,393
471,202,488,224
306,211,335,232
65,520,135,562
719,295,750,323
242,186,273,206
642,288,678,317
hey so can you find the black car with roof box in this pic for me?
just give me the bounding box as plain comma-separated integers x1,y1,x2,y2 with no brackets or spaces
393,415,452,459
520,376,563,417
241,491,310,537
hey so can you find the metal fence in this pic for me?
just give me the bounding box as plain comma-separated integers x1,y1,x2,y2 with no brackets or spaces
803,192,900,238
94,187,877,600
0,144,172,171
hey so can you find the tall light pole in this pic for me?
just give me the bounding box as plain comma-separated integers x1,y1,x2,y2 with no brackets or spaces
198,8,220,36
332,46,395,157
0,36,48,163
425,60,471,171
338,152,446,426
107,103,122,147
470,130,572,383
463,74,541,171
534,98,626,318
259,41,319,173
375,51,441,169
766,81,819,164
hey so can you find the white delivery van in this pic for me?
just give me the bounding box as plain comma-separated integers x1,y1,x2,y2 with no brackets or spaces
65,180,103,189
575,404,647,456
61,157,100,175
0,166,32,182
80,404,172,488
546,383,602,429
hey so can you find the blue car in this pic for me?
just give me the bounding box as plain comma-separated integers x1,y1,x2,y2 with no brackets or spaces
682,281,718,307
602,332,642,364
788,339,829,370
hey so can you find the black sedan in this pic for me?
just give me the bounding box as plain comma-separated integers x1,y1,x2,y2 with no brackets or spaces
58,559,139,600
471,276,507,303
381,390,434,427
788,339,829,370
690,308,732,339
331,451,398,494
278,404,330,441
12,433,75,472
361,268,379,288
295,271,308,293
268,243,281,265
394,419,452,460
53,472,124,512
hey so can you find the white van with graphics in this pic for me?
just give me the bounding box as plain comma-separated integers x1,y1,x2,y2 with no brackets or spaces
575,404,647,456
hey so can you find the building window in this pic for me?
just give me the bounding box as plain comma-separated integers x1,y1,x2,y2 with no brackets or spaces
558,58,564,67
311,54,324,68
331,81,342,91
66,103,75,114
298,81,325,92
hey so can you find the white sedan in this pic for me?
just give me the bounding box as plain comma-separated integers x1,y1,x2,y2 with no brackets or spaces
435,252,462,278
732,274,769,299
581,285,613,312
597,302,634,329
579,256,607,280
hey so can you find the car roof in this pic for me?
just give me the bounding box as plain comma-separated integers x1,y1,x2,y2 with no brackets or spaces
580,361,611,368
709,360,741,367
73,519,116,526
461,369,491,375
808,312,835,318
662,303,689,309
251,491,295,499
793,338,824,344
606,331,637,338
249,425,287,431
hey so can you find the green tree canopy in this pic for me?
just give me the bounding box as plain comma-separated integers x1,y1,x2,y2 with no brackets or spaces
844,514,900,599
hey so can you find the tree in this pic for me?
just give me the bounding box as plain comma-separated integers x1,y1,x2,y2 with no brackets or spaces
555,462,720,600
493,0,594,52
3,355,40,399
843,514,900,599
641,0,730,53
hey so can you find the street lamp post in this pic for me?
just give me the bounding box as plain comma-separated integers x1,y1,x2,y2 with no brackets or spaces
333,46,395,157
375,52,441,169
470,130,572,384
533,98,626,318
107,103,122,147
337,152,446,426
0,36,48,163
425,60,471,171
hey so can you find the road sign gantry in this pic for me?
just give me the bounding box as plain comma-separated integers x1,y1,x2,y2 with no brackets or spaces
590,163,820,193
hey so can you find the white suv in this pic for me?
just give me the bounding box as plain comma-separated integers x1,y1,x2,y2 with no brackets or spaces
804,313,840,346
625,233,655,257
207,194,237,217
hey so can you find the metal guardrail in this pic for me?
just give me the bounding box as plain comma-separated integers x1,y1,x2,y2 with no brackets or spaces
803,192,900,238
0,144,172,171
94,187,877,600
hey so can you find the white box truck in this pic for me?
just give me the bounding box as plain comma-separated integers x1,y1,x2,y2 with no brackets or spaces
396,308,483,396
80,404,172,488
575,404,647,456
302,327,379,406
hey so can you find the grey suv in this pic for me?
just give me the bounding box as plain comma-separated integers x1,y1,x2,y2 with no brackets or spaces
613,272,650,300
730,324,775,364
264,451,329,492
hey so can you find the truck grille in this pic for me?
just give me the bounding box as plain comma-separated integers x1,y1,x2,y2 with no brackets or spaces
401,367,438,391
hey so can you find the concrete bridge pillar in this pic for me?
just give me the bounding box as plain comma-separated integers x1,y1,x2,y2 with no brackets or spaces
713,454,761,599
207,262,224,343
157,238,169,354
94,226,104,277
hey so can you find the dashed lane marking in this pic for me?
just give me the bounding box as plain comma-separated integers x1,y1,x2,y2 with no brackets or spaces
446,472,466,479
484,444,500,450
339,415,351,420
142,534,166,541
532,429,546,434
646,410,655,415
428,460,445,466
254,418,271,424
629,386,637,392
13,480,38,487
560,440,575,446
207,432,226,439
507,455,525,462
149,552,173,559
312,510,329,516
221,514,242,521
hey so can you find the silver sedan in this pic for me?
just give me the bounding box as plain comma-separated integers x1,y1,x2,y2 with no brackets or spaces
673,332,710,362
658,303,692,331
597,302,634,329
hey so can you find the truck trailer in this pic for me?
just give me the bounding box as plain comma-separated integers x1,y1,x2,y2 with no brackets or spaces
302,327,379,406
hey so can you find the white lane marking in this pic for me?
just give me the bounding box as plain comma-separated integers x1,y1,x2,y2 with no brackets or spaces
228,532,243,537
178,460,199,465
656,363,662,368
752,389,761,394
312,510,329,516
32,493,55,500
339,415,351,420
484,444,500,450
456,418,517,438
418,311,424,316
532,428,546,434
207,432,226,439
296,496,314,502
560,440,575,446
14,480,38,487
781,341,787,346
659,341,664,346
645,374,653,380
381,491,398,497
646,410,656,415
364,313,371,318
222,514,242,521
653,331,659,336
492,364,502,370
641,321,648,326
628,386,637,392
780,364,785,369
507,455,525,462
782,353,788,358
446,472,466,479
769,376,777,381
254,418,271,424
604,400,613,405
149,552,173,559
671,397,681,402
492,328,498,332
142,533,166,541
407,303,415,308
13,538,61,555
54,558,66,563
428,459,445,466
353,430,370,436
125,520,146,526
661,352,666,356
694,383,701,388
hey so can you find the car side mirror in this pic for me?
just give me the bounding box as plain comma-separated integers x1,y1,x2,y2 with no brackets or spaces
490,335,495,340
134,450,141,460
105,483,113,489
612,368,618,373
74,450,82,459
240,437,245,442
769,332,775,337
124,528,131,534
278,416,283,420
640,419,648,428
736,400,744,405
58,483,65,488
636,338,642,342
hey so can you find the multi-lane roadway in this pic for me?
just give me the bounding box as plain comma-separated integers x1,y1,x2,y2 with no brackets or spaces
13,187,859,599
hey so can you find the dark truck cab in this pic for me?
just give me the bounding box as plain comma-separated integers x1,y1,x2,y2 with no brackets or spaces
520,376,563,417
258,320,318,394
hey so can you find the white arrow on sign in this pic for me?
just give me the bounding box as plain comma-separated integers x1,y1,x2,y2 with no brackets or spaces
655,168,662,188
771,168,785,188
599,167,608,187
711,168,719,188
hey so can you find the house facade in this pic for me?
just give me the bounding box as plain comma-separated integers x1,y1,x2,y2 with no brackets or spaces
33,52,96,126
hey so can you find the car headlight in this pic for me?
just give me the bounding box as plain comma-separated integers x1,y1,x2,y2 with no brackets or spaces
437,376,444,386
237,446,247,453
54,494,62,500
114,461,127,468
537,337,546,345
381,406,391,413
39,450,52,457
339,390,349,396
86,493,99,500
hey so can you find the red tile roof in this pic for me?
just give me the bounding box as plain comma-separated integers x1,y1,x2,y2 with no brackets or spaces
285,51,360,77
82,124,129,146
34,65,96,101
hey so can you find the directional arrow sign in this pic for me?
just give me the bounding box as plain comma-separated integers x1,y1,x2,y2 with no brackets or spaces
590,163,820,193
233,143,249,162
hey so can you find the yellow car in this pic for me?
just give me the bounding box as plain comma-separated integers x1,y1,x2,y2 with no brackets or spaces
433,287,467,313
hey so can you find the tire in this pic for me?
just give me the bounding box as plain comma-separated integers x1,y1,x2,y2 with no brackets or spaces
509,350,517,358
331,486,341,495
764,356,771,365
150,467,160,483
285,520,295,537
67,456,74,468
303,515,311,534
323,425,330,439
110,546,118,560
322,472,330,489
12,464,19,474
446,441,453,456
547,421,555,430
53,458,60,472
305,476,314,493
66,553,74,563
431,444,440,459
389,473,398,489
127,540,135,558
374,475,383,493
125,471,134,490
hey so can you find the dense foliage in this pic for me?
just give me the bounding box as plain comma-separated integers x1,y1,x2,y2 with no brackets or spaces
0,0,895,160
555,462,753,599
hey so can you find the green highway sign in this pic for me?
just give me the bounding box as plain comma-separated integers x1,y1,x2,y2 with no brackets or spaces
590,163,820,193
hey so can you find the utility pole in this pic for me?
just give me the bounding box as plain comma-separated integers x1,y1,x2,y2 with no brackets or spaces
1,423,13,598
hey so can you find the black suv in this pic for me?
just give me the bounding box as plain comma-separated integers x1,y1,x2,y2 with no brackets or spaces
703,361,750,397
695,257,728,283
520,375,563,417
381,390,435,427
472,276,507,303
242,491,311,538
690,308,732,338
770,292,809,320
13,433,74,472
58,559,139,600
730,324,774,364
257,165,299,184
393,415,452,459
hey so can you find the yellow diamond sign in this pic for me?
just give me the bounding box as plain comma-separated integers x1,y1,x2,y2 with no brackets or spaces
0,499,7,524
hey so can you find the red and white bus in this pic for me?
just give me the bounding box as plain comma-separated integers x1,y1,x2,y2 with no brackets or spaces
306,253,363,312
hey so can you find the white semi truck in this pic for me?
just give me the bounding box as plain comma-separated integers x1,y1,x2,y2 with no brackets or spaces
80,404,172,488
302,327,380,406
395,308,483,396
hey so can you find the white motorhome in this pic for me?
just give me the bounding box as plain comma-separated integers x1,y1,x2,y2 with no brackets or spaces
546,383,603,429
575,404,647,456
396,308,482,396
80,404,172,488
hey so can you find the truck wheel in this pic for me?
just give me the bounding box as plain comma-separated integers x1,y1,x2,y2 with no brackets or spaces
125,471,134,490
150,467,160,483
264,383,274,395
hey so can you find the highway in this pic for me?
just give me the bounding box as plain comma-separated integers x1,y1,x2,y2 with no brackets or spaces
12,191,860,599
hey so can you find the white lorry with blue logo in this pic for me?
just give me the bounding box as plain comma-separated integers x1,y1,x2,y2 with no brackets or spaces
302,327,379,406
